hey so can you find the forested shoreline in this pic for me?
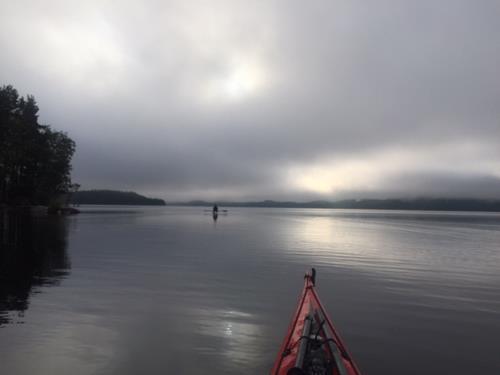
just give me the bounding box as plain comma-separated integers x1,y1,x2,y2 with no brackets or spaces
0,85,75,207
176,198,500,212
71,190,166,206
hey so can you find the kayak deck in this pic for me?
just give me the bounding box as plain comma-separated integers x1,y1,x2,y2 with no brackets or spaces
272,269,361,375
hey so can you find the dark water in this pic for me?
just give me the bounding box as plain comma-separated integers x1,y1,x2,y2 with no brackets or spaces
1,207,499,374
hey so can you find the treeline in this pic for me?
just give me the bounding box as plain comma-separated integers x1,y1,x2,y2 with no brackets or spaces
71,190,166,206
0,85,75,205
176,198,500,212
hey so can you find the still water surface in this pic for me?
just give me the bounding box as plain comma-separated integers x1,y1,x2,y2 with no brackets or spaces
1,206,499,374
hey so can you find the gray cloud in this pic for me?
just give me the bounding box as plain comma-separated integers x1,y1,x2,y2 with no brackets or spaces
1,0,499,200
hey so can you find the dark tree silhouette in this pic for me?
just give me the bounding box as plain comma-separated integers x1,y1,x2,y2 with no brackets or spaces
0,85,75,205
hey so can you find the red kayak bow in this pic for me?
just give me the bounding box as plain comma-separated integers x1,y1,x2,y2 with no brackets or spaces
272,269,361,375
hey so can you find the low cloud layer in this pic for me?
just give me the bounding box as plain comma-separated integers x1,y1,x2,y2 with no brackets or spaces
1,1,499,200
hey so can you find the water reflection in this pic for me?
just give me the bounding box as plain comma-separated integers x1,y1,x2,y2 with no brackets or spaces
0,210,71,325
1,207,499,374
196,309,261,366
279,210,500,284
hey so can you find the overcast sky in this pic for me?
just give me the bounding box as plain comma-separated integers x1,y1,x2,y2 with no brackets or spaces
1,0,499,201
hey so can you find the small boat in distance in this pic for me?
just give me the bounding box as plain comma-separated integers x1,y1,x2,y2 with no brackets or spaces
272,269,361,375
203,209,228,214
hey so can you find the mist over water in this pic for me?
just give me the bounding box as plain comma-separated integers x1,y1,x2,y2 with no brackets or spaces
1,206,499,374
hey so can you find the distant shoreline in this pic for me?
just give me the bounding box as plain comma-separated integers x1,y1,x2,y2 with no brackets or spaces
167,198,500,212
71,190,166,206
68,192,500,212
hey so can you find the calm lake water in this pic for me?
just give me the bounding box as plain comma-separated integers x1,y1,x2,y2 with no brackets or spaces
1,206,499,374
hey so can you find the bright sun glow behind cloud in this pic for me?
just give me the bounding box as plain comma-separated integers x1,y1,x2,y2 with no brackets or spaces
201,58,267,103
290,160,378,195
223,62,264,99
289,142,500,196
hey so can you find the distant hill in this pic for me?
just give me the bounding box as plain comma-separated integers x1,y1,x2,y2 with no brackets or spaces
72,190,166,206
170,198,500,212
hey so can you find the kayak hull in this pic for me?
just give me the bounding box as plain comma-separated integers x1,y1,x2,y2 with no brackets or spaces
272,269,361,375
